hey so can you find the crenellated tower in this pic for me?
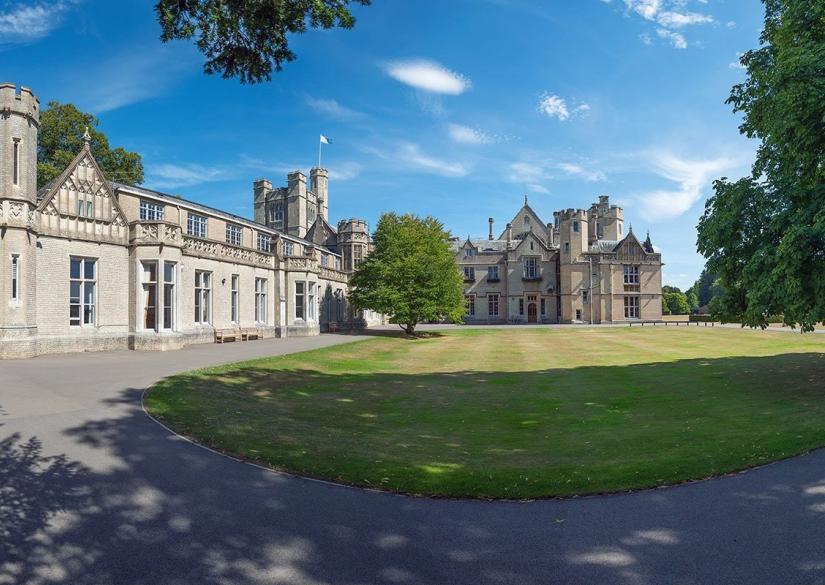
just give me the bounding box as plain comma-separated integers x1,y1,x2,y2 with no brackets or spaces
0,83,40,357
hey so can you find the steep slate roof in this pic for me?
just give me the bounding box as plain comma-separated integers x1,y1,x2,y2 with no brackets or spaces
450,238,514,253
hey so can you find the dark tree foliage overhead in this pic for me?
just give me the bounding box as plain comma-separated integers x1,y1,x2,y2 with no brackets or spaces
349,213,465,335
155,0,372,84
38,102,144,189
697,0,825,331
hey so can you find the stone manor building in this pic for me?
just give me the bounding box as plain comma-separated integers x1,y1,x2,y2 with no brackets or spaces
0,84,380,359
0,83,663,359
453,196,663,324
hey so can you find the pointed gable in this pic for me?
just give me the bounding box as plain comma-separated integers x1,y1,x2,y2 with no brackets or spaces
306,215,338,249
499,200,548,242
614,231,649,262
37,145,129,243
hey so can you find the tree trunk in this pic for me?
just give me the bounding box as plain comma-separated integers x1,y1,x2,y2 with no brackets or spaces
405,323,416,335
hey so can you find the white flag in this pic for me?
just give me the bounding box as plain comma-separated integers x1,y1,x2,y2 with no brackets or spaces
320,134,332,145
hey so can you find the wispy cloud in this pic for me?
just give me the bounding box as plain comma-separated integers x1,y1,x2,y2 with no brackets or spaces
447,124,492,145
71,47,195,112
148,162,228,189
602,0,714,49
305,96,364,121
328,162,362,181
0,1,78,46
636,152,745,221
384,59,471,95
537,93,590,121
507,158,607,193
366,142,469,177
557,162,607,182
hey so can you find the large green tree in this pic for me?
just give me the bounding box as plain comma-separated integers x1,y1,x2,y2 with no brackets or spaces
155,0,371,84
349,213,465,335
38,102,144,189
697,0,825,331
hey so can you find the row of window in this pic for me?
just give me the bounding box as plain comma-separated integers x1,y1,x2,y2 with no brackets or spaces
463,294,548,318
465,294,642,320
139,199,339,263
463,262,541,281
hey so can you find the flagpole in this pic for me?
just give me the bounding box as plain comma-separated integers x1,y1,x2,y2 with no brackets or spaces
318,137,322,169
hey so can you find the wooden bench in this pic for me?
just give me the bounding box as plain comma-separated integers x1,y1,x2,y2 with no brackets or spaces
215,329,238,343
240,327,261,341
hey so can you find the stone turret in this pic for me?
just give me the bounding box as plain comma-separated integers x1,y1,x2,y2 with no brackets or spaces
337,218,370,271
310,167,329,223
0,83,40,358
588,195,624,242
556,208,588,261
253,178,271,225
286,170,308,238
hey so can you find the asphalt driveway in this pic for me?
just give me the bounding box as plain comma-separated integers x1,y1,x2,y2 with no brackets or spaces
3,332,825,585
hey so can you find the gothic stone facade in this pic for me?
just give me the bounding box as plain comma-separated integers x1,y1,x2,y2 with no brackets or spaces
454,196,663,324
0,84,380,359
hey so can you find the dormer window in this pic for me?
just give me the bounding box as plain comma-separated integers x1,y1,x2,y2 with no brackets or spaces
464,248,476,258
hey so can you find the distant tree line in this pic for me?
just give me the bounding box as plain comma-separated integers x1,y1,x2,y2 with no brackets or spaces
663,268,726,316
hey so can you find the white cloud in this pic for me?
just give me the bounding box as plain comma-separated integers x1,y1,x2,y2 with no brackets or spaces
328,162,362,181
729,52,746,70
148,163,227,189
366,142,469,177
607,0,713,49
557,162,607,182
508,161,546,184
537,93,590,122
0,1,77,45
71,47,194,112
527,183,550,194
657,28,687,49
447,124,492,145
384,59,471,95
656,10,713,28
636,152,743,221
305,97,364,121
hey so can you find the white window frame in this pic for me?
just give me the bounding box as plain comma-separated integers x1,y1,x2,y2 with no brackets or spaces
295,281,305,320
141,261,159,331
523,257,539,279
226,224,243,246
257,232,272,252
624,295,640,319
255,278,267,324
624,265,640,285
284,241,294,257
488,293,499,317
139,200,165,221
308,282,316,321
77,194,94,219
162,262,176,330
70,257,97,327
194,270,211,324
230,274,239,323
187,213,208,238
464,294,476,317
10,254,19,302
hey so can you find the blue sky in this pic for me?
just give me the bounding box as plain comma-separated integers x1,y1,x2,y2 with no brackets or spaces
2,0,763,289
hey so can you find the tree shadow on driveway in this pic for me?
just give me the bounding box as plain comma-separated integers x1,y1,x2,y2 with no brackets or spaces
4,351,825,584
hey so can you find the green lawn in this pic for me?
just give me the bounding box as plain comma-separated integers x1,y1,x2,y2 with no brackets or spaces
144,327,825,499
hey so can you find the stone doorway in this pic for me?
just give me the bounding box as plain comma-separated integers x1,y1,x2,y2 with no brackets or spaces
527,303,538,323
